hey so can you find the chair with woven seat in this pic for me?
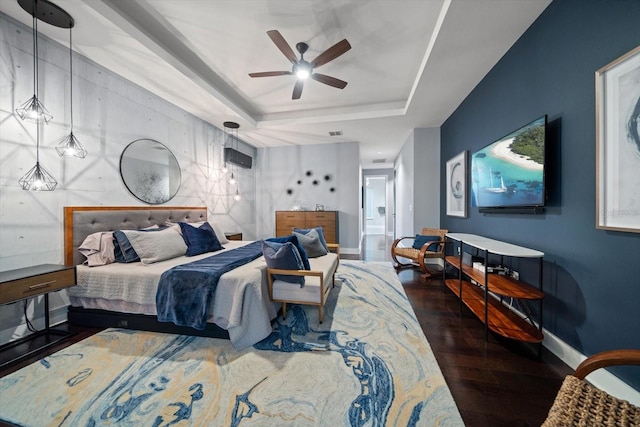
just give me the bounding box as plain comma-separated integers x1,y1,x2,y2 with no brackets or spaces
390,228,448,278
542,349,640,426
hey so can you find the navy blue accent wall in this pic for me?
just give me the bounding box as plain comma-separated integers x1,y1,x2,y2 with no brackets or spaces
441,0,640,390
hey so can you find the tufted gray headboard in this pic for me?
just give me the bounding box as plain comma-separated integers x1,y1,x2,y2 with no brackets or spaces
64,206,208,265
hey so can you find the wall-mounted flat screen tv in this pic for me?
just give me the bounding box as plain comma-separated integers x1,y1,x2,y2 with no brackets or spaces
471,115,547,208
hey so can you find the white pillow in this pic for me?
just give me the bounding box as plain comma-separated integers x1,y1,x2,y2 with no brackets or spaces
209,221,229,244
122,226,187,264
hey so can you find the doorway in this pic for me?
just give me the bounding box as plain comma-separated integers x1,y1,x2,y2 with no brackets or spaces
364,176,387,235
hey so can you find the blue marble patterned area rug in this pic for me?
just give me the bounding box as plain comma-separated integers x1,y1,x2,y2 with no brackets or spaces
0,260,463,426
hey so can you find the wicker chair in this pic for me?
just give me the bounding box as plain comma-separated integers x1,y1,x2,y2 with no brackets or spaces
390,228,447,278
542,349,640,426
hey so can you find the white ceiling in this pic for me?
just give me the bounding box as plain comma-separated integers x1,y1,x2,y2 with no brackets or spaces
1,0,551,168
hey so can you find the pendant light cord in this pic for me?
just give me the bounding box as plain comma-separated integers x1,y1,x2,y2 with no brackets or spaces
32,5,40,163
69,27,73,130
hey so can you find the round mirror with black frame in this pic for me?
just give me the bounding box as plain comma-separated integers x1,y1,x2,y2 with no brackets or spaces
119,139,181,205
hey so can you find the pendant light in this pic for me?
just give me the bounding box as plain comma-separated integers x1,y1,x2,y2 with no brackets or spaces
223,121,239,174
19,121,57,191
223,121,241,200
16,0,75,191
15,8,52,123
56,25,87,158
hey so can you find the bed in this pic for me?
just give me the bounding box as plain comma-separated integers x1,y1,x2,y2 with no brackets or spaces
63,206,279,349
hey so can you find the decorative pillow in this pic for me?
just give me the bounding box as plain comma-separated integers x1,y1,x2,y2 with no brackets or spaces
293,229,328,258
113,225,160,263
209,221,229,244
265,235,310,270
179,222,223,256
167,220,205,235
293,226,328,252
412,235,441,252
121,226,187,264
262,241,306,286
79,231,115,266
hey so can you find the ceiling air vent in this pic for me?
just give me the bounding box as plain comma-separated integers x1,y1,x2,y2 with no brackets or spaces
328,130,343,136
372,158,386,164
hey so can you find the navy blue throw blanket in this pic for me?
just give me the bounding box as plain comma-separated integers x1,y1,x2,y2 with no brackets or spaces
156,241,263,330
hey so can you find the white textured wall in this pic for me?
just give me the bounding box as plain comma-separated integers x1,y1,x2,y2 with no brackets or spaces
0,14,256,342
255,142,361,253
394,128,441,237
413,128,441,231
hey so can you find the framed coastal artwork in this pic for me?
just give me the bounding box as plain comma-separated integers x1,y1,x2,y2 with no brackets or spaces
596,44,640,232
446,150,467,218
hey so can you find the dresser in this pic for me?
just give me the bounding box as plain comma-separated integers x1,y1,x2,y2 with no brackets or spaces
275,211,339,244
0,264,77,367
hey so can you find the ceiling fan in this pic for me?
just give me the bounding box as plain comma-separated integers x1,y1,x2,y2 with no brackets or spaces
249,30,351,100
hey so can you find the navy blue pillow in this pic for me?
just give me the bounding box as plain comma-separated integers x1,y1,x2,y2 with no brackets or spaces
265,235,311,270
262,241,306,285
412,235,441,252
293,226,328,252
179,222,223,256
113,230,141,263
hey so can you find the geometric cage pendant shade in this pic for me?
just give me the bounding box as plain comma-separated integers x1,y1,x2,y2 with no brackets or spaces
19,161,58,191
15,94,52,123
55,131,87,158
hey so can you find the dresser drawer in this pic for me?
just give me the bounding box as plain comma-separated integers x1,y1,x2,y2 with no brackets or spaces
304,211,336,222
276,211,305,222
0,268,76,305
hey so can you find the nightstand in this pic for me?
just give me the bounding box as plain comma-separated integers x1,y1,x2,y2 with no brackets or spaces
225,232,243,241
0,264,77,367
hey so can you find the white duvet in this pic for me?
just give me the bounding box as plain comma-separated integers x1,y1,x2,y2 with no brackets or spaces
68,241,280,350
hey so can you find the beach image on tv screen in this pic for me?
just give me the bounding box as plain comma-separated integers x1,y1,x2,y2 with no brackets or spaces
471,116,545,207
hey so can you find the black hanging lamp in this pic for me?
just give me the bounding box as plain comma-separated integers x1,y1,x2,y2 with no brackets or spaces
223,122,241,200
19,122,57,191
56,25,87,158
16,0,76,190
15,4,52,123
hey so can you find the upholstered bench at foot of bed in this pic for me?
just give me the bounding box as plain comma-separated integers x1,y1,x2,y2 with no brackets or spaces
267,249,339,324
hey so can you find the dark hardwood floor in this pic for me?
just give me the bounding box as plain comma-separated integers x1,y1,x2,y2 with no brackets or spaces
360,233,572,427
0,234,571,426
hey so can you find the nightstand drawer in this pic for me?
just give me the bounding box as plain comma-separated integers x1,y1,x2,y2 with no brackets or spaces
0,268,76,305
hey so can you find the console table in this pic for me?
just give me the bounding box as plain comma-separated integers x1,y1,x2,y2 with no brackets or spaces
444,233,544,344
0,264,77,367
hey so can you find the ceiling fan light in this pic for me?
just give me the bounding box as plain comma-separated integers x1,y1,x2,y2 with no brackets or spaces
296,68,310,80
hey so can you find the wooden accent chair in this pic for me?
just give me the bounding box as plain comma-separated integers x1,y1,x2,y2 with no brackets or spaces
542,349,640,426
391,228,448,278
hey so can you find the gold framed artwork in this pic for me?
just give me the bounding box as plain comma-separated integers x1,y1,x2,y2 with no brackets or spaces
596,44,640,232
446,150,467,218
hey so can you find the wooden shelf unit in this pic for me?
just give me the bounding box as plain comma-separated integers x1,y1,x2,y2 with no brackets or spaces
444,233,544,343
275,210,338,244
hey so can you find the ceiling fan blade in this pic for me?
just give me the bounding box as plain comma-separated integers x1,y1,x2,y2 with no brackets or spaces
267,30,298,64
311,73,348,89
310,39,351,68
249,71,292,78
292,80,304,100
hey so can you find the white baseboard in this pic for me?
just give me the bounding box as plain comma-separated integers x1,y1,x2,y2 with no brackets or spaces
542,328,640,406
